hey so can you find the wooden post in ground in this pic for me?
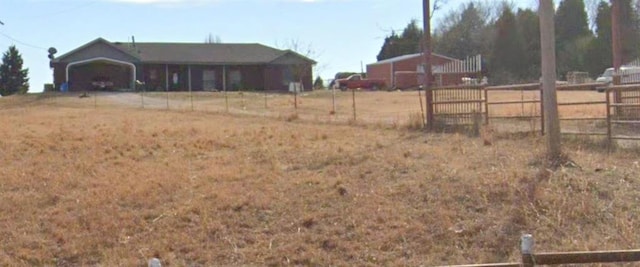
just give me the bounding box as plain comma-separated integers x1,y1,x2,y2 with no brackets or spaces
241,90,245,110
418,88,425,127
423,0,434,130
294,89,298,112
332,86,336,114
166,86,170,110
539,0,562,158
484,88,489,125
189,84,194,111
352,89,356,121
224,90,229,113
264,90,268,109
540,88,545,135
606,88,612,143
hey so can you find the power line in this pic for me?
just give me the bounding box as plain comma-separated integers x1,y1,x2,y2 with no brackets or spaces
0,32,47,51
8,1,98,22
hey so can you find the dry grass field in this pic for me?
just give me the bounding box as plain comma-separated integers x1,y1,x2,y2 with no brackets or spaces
1,93,639,266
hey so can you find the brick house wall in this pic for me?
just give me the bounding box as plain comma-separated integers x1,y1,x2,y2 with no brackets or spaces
366,53,461,89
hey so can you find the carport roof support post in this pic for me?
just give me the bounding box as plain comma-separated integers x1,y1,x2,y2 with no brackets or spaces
165,64,169,91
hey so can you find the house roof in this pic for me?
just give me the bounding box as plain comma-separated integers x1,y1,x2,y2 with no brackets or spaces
367,52,460,66
53,38,316,65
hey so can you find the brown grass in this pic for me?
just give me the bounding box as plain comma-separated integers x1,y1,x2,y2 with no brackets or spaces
1,94,639,266
134,89,609,133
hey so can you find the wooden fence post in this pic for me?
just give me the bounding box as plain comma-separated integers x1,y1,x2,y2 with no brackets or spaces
352,88,357,121
241,90,245,110
484,87,489,125
419,87,426,128
264,90,268,109
190,85,194,111
224,90,229,113
539,88,545,135
331,86,336,114
294,90,298,112
606,88,612,144
521,234,535,267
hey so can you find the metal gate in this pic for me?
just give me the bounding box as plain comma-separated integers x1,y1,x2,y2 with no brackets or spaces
430,85,486,126
607,84,640,141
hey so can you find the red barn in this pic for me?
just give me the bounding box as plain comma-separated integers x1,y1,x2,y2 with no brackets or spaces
367,53,472,89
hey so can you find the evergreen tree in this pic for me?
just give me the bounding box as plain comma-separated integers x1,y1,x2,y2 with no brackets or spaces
555,0,591,43
0,45,29,96
618,0,640,64
516,8,541,81
490,6,526,84
313,76,324,89
555,0,593,78
376,20,423,61
585,0,640,77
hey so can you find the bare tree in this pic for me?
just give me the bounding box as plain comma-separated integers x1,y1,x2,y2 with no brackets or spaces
277,39,320,91
204,33,222,44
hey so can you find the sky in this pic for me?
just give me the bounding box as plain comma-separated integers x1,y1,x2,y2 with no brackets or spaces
0,0,536,93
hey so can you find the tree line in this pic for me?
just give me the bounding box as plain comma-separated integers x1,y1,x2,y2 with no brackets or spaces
376,0,640,85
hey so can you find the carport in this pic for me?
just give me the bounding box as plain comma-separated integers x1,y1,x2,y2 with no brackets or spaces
66,57,136,91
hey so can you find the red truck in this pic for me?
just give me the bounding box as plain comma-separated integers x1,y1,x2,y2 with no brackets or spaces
334,74,386,91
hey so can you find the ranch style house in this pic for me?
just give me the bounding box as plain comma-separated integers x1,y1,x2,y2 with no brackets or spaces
50,38,316,92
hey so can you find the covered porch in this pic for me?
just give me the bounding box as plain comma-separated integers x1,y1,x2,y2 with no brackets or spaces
139,63,293,92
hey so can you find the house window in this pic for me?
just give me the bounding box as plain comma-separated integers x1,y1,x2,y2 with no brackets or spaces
203,70,216,91
229,70,242,90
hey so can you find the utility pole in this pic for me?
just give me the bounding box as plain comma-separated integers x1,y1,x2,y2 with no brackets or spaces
423,0,434,130
539,0,562,159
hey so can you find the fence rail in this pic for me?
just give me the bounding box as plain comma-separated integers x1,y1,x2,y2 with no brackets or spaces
6,80,640,143
446,234,640,267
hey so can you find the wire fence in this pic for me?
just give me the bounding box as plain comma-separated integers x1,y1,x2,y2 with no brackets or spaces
2,84,638,144
8,89,425,129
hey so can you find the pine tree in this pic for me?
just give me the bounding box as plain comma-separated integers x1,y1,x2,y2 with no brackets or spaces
0,45,29,96
554,0,593,78
585,1,612,77
618,0,640,64
517,8,541,81
555,0,591,43
585,0,640,77
376,20,423,61
490,7,526,84
313,76,324,89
